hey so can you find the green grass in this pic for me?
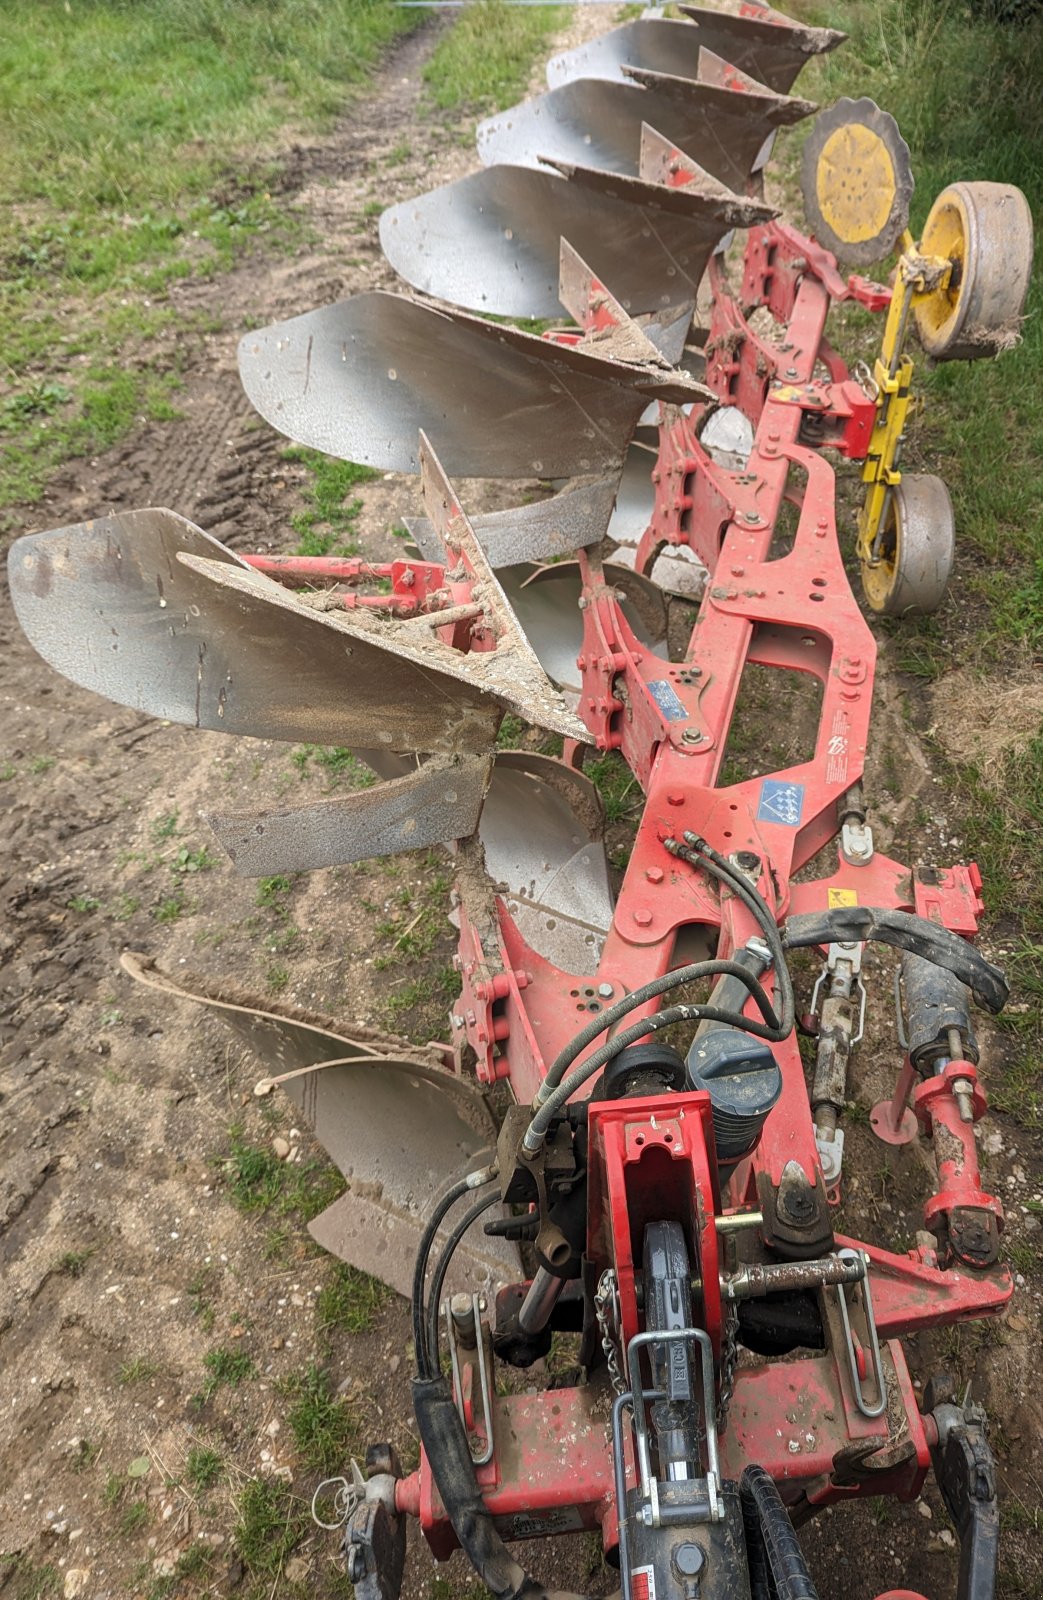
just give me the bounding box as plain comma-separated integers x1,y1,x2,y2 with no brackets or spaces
0,0,420,514
53,1247,95,1277
199,1345,257,1402
234,1479,310,1576
223,1131,345,1223
282,446,380,556
423,0,569,114
281,1363,357,1472
317,1261,392,1337
185,1445,223,1493
119,1356,160,1385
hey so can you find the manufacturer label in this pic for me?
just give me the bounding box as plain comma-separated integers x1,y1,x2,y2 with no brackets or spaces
828,887,858,908
494,1507,584,1540
756,779,805,827
647,678,688,722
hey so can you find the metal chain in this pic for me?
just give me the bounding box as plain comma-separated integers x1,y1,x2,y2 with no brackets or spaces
716,1305,739,1432
594,1267,626,1396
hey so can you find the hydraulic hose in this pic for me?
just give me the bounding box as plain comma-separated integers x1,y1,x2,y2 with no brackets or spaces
740,1464,819,1600
411,1164,498,1379
782,907,1007,1013
523,998,782,1153
425,1191,501,1368
535,955,782,1107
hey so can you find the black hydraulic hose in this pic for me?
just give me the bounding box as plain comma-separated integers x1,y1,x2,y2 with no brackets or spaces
412,1167,497,1379
413,1375,593,1600
523,999,785,1153
672,834,796,1036
536,957,782,1105
740,1465,819,1600
783,907,1008,1014
426,1191,501,1369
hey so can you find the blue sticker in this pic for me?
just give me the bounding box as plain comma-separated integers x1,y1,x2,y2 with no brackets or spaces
757,779,805,827
647,678,688,722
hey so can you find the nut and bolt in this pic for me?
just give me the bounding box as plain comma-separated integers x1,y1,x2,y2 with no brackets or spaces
952,1078,975,1123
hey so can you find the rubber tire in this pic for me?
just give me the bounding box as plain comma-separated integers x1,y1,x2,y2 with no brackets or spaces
861,473,955,617
914,181,1034,361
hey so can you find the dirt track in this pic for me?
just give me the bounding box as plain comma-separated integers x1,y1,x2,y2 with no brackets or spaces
1,11,1041,1600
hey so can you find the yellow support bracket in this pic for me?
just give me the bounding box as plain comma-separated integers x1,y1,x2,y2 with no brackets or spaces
856,249,953,568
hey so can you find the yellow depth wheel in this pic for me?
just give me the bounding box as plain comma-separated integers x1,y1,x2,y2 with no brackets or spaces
915,181,1034,361
861,474,955,617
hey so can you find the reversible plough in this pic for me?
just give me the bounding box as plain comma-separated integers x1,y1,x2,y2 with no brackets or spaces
9,5,1035,1597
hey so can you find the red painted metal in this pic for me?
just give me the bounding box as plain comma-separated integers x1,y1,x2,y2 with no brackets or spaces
259,220,1009,1572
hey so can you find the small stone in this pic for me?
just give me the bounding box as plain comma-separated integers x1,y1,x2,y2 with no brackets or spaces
152,1556,176,1578
64,1572,90,1598
285,1557,309,1584
266,1419,281,1437
270,1336,285,1351
290,1293,305,1308
388,1355,401,1375
917,1501,932,1519
272,1137,290,1160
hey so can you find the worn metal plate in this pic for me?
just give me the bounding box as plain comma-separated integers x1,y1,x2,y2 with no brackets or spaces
120,954,515,1296
208,753,494,875
547,11,842,97
405,477,619,568
238,292,704,481
178,548,586,748
497,560,667,694
8,508,515,755
379,159,767,322
480,753,614,975
476,58,814,191
678,4,845,94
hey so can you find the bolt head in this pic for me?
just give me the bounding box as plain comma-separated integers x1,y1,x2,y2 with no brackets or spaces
633,909,653,927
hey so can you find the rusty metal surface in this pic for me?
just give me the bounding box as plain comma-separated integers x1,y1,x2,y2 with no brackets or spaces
237,292,703,481
480,753,614,975
546,10,843,97
475,58,814,191
404,477,619,568
120,954,515,1297
208,753,494,876
379,158,767,322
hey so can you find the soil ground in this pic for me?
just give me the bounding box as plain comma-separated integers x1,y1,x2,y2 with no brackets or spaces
1,12,1041,1600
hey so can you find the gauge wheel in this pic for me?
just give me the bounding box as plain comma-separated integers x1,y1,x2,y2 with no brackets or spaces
861,474,955,617
914,181,1034,361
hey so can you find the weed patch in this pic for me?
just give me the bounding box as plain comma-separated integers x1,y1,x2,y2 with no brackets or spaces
282,446,379,556
281,1363,358,1473
235,1479,309,1576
